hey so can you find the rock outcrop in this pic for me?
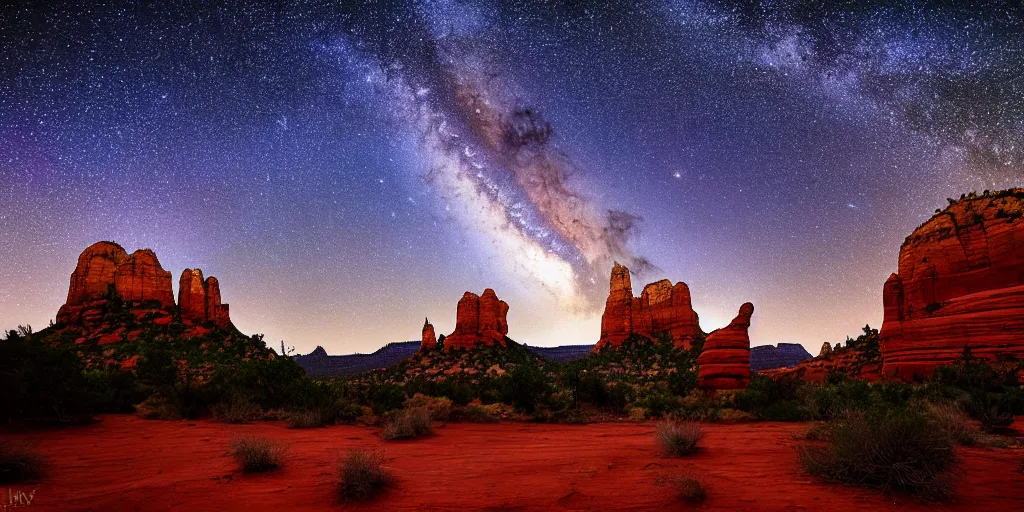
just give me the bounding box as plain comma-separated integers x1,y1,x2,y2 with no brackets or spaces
57,241,175,325
819,342,832,357
595,263,702,350
880,189,1024,380
178,269,231,328
420,318,437,352
697,303,753,390
444,289,510,351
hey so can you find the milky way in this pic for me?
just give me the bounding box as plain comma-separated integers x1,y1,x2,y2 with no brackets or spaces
1,1,1021,354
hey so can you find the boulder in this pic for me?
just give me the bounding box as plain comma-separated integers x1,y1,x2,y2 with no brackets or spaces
697,303,753,390
880,189,1024,380
594,263,701,350
444,289,510,351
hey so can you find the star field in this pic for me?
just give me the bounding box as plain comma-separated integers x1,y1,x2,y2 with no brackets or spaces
1,1,1021,355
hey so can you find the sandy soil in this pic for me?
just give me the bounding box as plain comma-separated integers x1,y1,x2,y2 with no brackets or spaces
3,415,1022,511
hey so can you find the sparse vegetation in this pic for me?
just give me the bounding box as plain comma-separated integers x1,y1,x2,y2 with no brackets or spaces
655,420,703,456
230,436,284,473
927,403,979,445
381,406,433,440
0,444,46,484
672,475,707,503
338,449,392,502
799,407,962,500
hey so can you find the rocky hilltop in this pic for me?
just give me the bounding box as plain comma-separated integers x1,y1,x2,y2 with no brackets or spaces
444,289,510,351
697,303,754,390
595,263,702,350
53,241,237,344
880,189,1024,379
749,343,812,372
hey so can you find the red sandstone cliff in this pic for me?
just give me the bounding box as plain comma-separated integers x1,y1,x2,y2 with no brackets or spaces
178,269,231,328
57,241,175,326
595,263,701,350
697,303,753,390
444,289,510,351
880,189,1024,379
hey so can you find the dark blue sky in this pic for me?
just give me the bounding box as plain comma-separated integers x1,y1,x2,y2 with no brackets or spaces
2,1,1021,355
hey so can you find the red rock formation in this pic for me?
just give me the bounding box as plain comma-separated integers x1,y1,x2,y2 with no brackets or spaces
444,289,510,351
178,269,231,328
819,342,832,357
880,189,1024,380
420,318,437,352
697,303,753,390
57,241,174,325
595,263,701,350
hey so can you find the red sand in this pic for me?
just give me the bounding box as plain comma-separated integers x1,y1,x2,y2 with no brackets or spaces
4,415,1022,511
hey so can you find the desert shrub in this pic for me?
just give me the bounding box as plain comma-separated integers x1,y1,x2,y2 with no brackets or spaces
338,449,392,501
576,373,629,412
455,401,502,422
498,360,550,413
927,403,979,445
83,367,147,414
799,407,961,500
371,383,407,415
655,420,703,456
732,374,804,420
287,409,329,429
230,436,284,473
136,394,181,420
635,383,680,418
381,406,433,440
212,395,263,424
0,444,46,484
975,403,1015,432
404,394,452,422
672,475,707,503
0,334,94,423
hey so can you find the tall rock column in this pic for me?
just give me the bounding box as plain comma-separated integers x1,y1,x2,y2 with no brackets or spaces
420,318,437,352
444,289,510,351
698,303,754,391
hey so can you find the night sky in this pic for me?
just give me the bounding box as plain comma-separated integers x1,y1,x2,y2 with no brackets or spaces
2,1,1022,356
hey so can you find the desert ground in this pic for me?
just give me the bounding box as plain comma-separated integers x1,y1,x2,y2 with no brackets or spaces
5,415,1021,511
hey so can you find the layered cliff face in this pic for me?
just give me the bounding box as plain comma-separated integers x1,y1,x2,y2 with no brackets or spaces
595,263,701,350
697,303,753,390
57,241,175,327
444,289,510,351
178,269,231,328
880,189,1024,380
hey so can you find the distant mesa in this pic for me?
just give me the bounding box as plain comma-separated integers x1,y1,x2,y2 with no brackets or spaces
55,241,235,340
749,343,812,372
880,189,1024,380
595,262,701,350
443,289,510,351
697,302,754,390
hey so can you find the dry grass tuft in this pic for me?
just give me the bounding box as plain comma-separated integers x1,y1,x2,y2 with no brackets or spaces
230,436,285,473
338,449,393,501
655,420,703,456
0,444,46,484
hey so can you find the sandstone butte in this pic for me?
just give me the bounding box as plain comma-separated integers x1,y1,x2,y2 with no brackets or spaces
443,289,510,351
697,302,754,390
55,241,234,341
594,262,702,350
420,317,437,352
880,189,1024,380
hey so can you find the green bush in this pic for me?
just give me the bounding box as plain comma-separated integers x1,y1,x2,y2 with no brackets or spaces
212,395,264,424
371,383,407,415
0,333,94,423
0,444,46,484
799,407,961,500
338,449,392,501
230,436,284,473
498,360,550,413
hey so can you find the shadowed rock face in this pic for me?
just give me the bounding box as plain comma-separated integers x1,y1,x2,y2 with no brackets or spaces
178,269,231,328
595,263,701,350
697,303,753,390
881,189,1024,380
57,241,175,325
444,289,509,351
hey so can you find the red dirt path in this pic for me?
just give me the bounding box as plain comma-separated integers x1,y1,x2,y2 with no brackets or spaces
4,415,1022,511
